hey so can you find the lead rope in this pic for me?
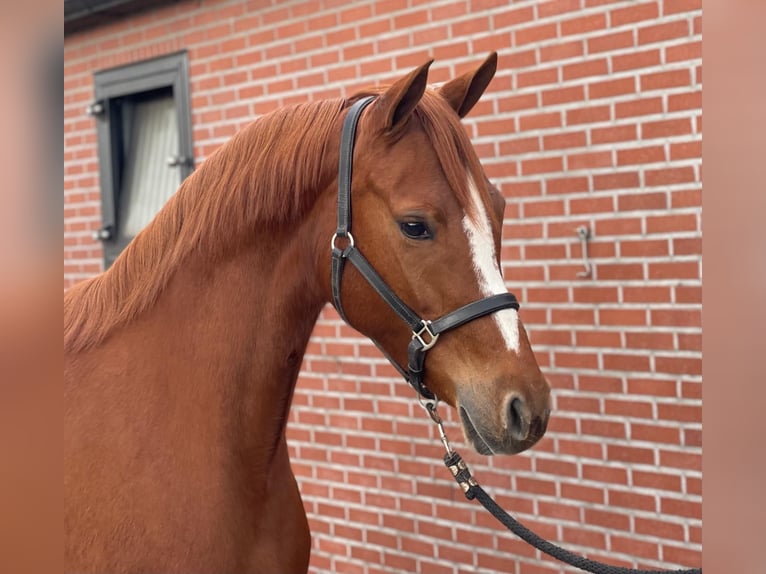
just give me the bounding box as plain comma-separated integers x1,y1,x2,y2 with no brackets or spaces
420,400,702,574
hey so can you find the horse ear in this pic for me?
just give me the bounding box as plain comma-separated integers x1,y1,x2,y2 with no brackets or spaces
438,52,498,118
376,59,433,131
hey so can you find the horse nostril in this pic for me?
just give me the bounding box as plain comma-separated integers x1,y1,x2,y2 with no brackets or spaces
507,395,530,442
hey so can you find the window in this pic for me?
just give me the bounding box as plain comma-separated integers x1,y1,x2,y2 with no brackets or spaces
90,51,193,267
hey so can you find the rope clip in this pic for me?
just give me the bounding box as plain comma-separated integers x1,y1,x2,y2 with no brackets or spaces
418,395,453,456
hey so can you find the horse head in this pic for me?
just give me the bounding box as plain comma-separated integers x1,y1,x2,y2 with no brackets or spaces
320,53,551,456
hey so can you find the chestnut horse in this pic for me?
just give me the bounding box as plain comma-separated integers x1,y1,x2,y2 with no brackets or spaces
65,53,551,573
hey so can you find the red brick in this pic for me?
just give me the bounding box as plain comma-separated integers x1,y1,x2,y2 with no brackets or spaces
413,24,450,45
525,287,569,303
641,68,692,91
521,156,564,175
612,49,662,72
524,242,567,258
642,118,693,139
555,351,600,369
660,497,702,519
655,355,701,375
562,526,607,549
540,40,583,62
568,151,612,170
476,117,516,136
610,535,659,560
581,418,627,438
545,133,588,154
502,46,537,68
566,104,610,125
605,399,655,419
607,445,655,465
598,309,646,326
663,546,702,570
625,330,674,349
515,22,557,45
477,553,523,572
570,195,614,214
636,518,684,541
519,111,562,131
615,96,664,119
664,0,702,15
660,450,702,471
551,308,596,325
589,77,635,99
666,40,702,62
646,213,698,234
584,508,630,531
572,286,619,304
558,438,604,459
627,378,678,397
587,30,634,53
675,284,701,302
541,85,585,105
638,20,690,45
561,13,606,35
668,91,702,111
632,423,681,445
618,191,667,211
651,308,701,327
597,263,645,281
594,215,642,234
517,67,559,88
563,58,609,81
677,333,702,351
670,141,702,160
546,176,589,194
591,124,637,144
562,483,606,504
649,261,699,280
603,352,651,372
383,552,417,572
498,93,538,112
611,2,659,25
528,329,572,348
493,5,535,28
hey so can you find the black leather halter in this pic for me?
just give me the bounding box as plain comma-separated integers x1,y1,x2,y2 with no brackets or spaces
330,96,520,400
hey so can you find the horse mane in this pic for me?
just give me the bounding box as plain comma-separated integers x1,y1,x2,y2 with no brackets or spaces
64,88,490,353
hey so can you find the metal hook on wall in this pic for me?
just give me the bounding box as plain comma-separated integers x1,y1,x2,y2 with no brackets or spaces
576,226,592,279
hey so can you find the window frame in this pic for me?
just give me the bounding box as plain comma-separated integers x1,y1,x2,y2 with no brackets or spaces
92,51,193,267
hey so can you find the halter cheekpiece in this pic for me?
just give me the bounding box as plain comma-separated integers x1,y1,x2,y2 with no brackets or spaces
330,96,520,400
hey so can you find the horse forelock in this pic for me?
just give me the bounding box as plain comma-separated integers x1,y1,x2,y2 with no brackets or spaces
412,89,490,225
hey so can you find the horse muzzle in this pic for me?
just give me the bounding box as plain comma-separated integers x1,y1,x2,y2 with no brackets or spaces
458,391,551,456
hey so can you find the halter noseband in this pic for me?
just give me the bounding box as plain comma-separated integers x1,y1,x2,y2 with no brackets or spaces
330,96,520,400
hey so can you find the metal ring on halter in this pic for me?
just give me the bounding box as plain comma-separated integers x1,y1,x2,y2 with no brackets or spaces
418,393,440,421
330,232,355,251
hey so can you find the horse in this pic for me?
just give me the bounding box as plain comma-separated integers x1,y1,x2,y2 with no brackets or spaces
64,52,551,573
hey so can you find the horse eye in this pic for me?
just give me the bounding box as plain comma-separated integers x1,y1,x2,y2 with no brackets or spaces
399,221,432,240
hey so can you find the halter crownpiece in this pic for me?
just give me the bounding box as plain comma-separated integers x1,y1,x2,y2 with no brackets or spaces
330,96,520,400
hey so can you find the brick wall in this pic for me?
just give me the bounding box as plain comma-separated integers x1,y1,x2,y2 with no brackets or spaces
64,1,702,572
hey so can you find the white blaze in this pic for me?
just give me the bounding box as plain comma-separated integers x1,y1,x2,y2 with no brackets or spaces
462,175,521,353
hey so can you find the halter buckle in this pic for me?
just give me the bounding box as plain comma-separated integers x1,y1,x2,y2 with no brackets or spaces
413,320,439,351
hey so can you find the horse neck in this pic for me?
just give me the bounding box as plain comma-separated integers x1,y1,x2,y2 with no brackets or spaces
131,189,334,465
